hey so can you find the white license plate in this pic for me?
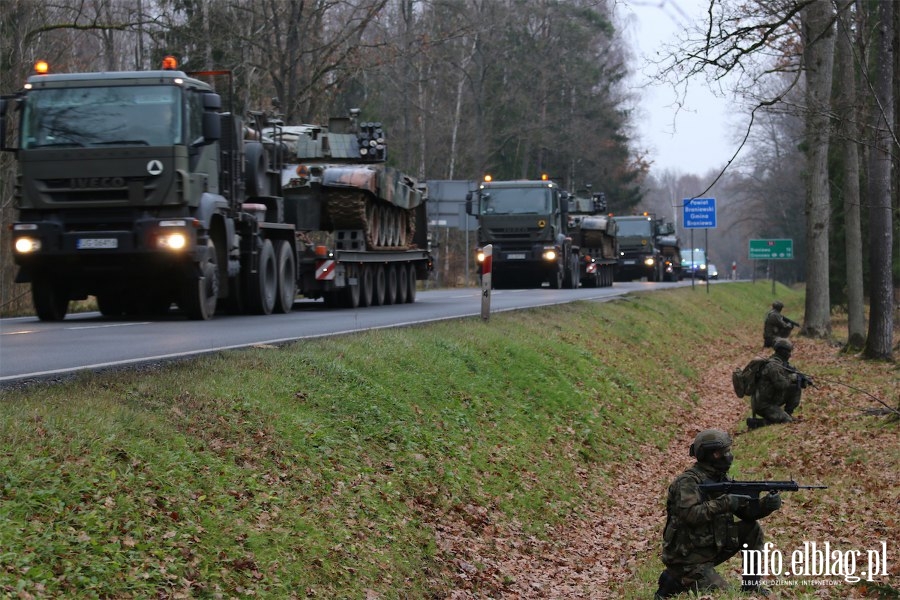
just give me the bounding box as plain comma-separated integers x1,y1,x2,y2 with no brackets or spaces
623,259,635,265
507,253,526,259
77,238,118,249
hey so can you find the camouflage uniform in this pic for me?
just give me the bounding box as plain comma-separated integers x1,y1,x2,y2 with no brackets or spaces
751,351,801,424
656,429,780,598
660,463,766,593
763,303,795,348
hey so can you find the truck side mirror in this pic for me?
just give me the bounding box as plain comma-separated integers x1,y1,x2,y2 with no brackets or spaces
465,192,473,215
202,112,221,142
201,93,222,143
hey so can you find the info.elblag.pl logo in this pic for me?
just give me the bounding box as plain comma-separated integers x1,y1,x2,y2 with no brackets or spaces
742,541,890,584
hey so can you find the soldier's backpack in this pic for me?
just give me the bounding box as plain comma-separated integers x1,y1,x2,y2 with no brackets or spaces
732,358,768,398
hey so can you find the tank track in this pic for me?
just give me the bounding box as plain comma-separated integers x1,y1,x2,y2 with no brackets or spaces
324,189,416,250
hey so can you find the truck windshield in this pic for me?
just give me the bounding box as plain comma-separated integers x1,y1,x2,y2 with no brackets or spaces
21,85,182,149
480,187,551,214
615,218,653,237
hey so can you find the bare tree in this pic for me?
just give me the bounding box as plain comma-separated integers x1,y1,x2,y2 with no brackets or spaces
800,0,835,338
863,0,895,360
834,0,866,349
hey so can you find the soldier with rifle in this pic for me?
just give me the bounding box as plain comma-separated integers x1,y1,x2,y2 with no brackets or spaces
656,429,825,598
763,300,800,348
751,339,813,426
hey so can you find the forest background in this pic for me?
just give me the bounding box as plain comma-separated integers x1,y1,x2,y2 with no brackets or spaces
0,0,897,358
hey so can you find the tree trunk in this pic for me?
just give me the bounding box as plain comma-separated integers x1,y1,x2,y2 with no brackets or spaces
863,0,895,360
801,1,836,339
836,0,866,349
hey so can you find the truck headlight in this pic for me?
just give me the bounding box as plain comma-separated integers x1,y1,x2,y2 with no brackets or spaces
644,257,655,267
157,232,188,250
543,248,557,261
14,237,41,254
476,250,485,263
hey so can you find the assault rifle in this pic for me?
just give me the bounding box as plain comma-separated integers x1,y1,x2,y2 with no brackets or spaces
785,317,801,328
783,364,816,389
699,479,826,500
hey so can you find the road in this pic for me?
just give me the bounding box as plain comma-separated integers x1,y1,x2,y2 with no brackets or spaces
0,279,708,385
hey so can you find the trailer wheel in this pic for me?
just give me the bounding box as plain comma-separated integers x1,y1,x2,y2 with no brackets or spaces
342,263,361,309
384,264,398,305
372,264,386,306
248,238,277,315
396,264,408,304
182,240,219,320
273,240,296,314
406,264,417,303
32,275,69,321
359,264,374,307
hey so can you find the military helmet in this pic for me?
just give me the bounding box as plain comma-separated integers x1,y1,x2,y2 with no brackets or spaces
773,338,793,352
772,300,784,310
689,428,732,459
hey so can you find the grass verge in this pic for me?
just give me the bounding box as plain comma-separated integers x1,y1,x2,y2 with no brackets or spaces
0,282,896,599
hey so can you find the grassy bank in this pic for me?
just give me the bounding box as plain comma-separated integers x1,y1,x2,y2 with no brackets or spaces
0,283,895,598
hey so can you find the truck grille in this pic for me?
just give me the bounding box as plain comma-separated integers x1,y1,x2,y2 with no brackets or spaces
42,178,152,203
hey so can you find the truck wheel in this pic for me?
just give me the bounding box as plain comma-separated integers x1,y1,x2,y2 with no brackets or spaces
384,264,398,305
549,264,563,289
406,264,417,303
396,264,408,304
182,240,219,320
32,275,69,321
97,293,125,317
248,238,277,315
372,264,386,306
273,240,296,314
566,255,579,289
244,142,271,198
359,264,374,307
342,263,361,309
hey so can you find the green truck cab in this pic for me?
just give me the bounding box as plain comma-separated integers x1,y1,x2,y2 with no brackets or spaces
466,176,578,289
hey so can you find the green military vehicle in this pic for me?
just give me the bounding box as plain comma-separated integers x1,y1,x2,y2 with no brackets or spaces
466,176,578,289
611,213,681,282
566,187,617,287
1,58,430,320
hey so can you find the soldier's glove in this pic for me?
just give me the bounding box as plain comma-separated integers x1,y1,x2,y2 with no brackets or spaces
760,492,782,514
727,494,749,513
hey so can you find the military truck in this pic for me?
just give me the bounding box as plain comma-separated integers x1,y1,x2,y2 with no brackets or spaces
566,187,617,287
465,176,578,289
1,58,430,320
611,213,681,282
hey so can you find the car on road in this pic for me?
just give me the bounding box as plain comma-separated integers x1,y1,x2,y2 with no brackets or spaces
707,263,718,279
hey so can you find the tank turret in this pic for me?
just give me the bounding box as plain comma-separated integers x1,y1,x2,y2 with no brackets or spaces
268,110,424,250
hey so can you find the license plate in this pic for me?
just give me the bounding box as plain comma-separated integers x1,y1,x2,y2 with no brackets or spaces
77,238,118,249
507,253,526,259
623,259,635,265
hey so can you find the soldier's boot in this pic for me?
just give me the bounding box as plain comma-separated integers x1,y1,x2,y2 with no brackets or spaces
746,417,766,430
740,575,771,596
654,570,686,599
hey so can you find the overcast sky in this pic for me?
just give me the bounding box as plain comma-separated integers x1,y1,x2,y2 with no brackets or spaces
621,0,740,176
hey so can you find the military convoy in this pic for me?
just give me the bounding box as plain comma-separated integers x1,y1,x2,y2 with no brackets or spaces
1,58,696,320
1,59,431,320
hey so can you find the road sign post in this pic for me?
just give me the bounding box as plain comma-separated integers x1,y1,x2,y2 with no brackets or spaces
748,239,793,294
480,244,492,320
682,198,716,293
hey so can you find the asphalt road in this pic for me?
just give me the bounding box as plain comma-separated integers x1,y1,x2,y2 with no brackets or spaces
0,279,711,385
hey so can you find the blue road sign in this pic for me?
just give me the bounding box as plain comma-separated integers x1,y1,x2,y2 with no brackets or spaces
683,198,717,229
